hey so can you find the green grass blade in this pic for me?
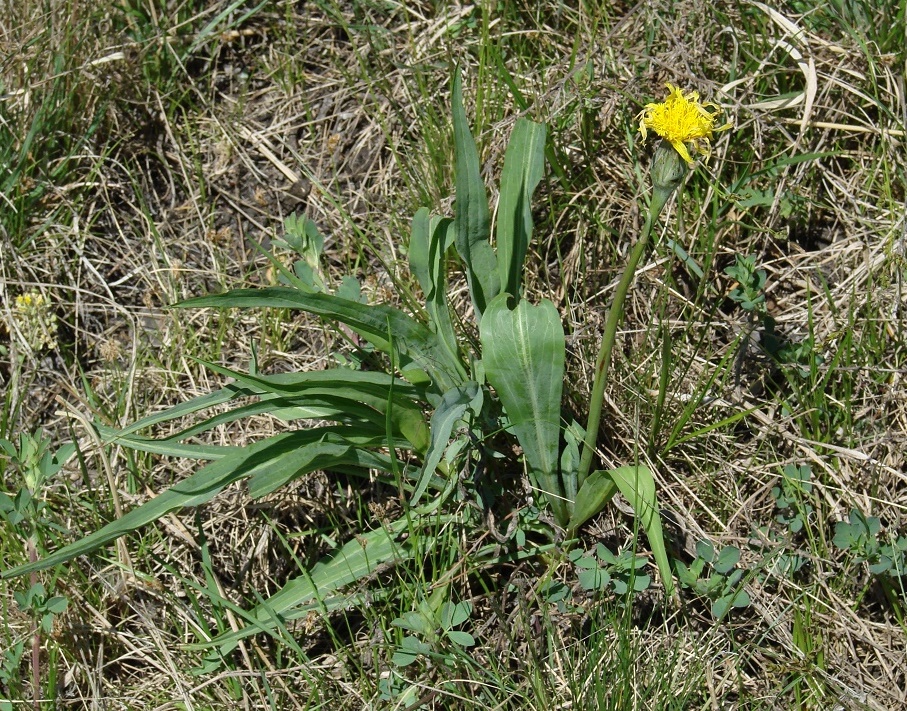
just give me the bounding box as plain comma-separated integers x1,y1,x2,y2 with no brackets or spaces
187,0,268,54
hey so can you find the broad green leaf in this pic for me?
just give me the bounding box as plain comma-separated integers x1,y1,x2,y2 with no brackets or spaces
496,118,546,299
392,611,434,636
446,630,475,647
714,545,741,574
2,431,349,579
480,294,567,525
393,636,432,666
411,381,482,506
452,70,499,318
174,287,460,391
441,600,472,629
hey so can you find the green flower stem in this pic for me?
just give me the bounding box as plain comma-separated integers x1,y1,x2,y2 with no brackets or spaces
576,184,676,490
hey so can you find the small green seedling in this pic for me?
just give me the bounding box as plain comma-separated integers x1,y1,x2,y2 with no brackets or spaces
13,582,68,635
772,463,814,534
675,541,751,619
725,254,767,313
834,509,907,578
0,430,74,708
0,640,25,709
275,213,327,293
723,255,820,379
750,526,809,581
570,543,651,595
391,600,475,667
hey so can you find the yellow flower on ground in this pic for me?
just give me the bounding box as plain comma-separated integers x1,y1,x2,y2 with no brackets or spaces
637,83,730,165
11,290,58,351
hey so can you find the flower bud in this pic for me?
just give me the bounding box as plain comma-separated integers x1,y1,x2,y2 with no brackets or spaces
651,139,687,194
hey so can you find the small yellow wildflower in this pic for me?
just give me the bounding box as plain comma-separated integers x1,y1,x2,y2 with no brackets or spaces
637,83,730,165
11,291,58,351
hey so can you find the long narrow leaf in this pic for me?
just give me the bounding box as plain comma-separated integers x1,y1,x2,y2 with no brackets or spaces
409,209,462,378
112,383,256,439
452,71,499,318
496,118,546,298
97,424,407,465
195,360,429,453
2,431,347,579
200,516,438,652
175,287,459,391
247,441,395,498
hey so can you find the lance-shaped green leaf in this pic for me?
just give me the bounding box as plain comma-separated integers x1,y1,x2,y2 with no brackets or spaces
410,381,482,507
111,383,257,439
97,391,407,454
174,287,460,392
96,423,408,466
451,71,499,318
247,440,395,498
570,465,675,597
197,515,444,653
1,431,377,579
409,209,462,377
480,293,567,525
496,118,546,299
195,360,430,453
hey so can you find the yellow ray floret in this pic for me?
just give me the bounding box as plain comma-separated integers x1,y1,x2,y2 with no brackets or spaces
637,83,731,165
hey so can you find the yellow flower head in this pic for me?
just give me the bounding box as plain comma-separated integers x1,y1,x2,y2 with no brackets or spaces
11,290,57,351
637,83,730,165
